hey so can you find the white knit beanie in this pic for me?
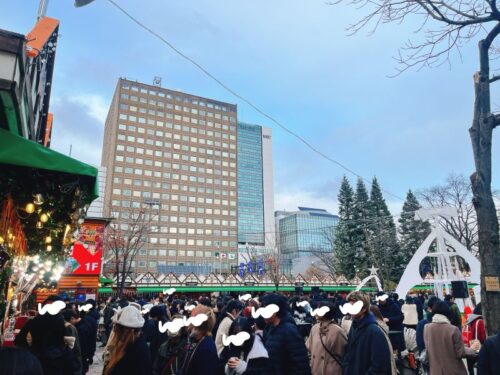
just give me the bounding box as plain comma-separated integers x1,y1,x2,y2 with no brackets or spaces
115,305,145,328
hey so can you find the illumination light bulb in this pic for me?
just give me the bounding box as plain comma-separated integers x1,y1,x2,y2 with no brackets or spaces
25,203,35,214
40,213,49,223
45,236,52,244
36,221,43,229
46,245,52,252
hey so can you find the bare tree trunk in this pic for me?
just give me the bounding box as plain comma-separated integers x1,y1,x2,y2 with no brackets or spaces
469,27,500,335
118,255,127,298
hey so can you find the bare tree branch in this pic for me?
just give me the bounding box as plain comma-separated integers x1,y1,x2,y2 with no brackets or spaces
418,174,479,255
104,204,157,297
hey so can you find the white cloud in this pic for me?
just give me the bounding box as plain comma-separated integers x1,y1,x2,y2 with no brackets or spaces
68,94,109,124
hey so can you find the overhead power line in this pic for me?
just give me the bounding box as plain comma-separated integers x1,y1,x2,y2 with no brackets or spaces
106,0,404,201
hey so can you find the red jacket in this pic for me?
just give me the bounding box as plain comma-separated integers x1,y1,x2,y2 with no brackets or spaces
463,315,486,346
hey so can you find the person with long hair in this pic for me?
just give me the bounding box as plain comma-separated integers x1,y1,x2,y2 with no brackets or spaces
305,302,347,375
219,316,270,375
180,305,218,375
423,301,474,375
103,305,151,375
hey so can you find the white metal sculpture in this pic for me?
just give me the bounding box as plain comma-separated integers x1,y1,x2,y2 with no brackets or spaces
395,208,480,299
356,265,383,292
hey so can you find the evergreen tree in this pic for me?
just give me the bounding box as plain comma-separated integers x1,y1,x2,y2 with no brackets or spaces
398,190,431,279
352,178,371,277
367,177,400,289
333,176,356,278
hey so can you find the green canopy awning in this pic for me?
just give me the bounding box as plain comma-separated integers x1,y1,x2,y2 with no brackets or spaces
97,285,376,294
99,276,114,285
0,128,98,200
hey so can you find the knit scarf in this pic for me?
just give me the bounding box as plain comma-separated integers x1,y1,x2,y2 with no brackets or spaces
432,314,450,324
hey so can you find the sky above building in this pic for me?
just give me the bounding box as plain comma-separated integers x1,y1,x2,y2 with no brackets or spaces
3,0,499,215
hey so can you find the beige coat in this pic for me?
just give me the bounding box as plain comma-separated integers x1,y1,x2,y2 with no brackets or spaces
215,314,235,355
402,303,419,326
423,314,469,375
305,321,347,375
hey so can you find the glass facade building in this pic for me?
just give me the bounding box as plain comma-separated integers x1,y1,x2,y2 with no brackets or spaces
237,123,265,245
278,207,339,274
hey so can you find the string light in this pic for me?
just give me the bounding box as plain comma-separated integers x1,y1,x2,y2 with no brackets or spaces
40,213,49,223
25,203,35,214
45,236,52,244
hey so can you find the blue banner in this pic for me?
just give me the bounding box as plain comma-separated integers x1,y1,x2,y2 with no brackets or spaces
247,262,253,274
239,263,245,277
258,258,264,276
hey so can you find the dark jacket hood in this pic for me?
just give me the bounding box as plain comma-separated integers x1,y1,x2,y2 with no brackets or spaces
352,312,377,330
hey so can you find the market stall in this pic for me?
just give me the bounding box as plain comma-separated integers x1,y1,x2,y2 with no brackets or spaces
0,129,98,343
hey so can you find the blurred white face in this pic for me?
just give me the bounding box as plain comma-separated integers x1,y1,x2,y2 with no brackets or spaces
349,300,366,320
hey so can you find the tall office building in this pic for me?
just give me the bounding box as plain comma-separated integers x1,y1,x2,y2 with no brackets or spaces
277,207,339,274
102,78,238,274
237,123,274,253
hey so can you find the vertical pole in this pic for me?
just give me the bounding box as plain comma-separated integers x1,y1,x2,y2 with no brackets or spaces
37,0,49,21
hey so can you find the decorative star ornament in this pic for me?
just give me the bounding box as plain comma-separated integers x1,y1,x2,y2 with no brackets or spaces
369,265,379,275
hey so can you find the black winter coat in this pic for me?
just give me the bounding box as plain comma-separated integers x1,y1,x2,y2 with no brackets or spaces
378,300,404,332
105,335,152,375
36,344,79,375
143,319,168,362
342,313,392,375
477,333,500,375
181,336,218,375
378,299,405,352
263,315,311,375
75,315,97,366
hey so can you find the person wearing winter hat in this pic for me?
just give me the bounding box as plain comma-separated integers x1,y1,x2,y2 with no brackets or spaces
103,305,151,375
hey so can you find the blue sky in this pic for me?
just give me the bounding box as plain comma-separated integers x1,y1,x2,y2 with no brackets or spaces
2,0,499,214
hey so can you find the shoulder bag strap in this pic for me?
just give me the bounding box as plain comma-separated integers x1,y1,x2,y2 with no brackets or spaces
318,323,343,368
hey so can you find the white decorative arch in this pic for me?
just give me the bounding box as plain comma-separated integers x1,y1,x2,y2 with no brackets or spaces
395,208,480,299
356,265,383,291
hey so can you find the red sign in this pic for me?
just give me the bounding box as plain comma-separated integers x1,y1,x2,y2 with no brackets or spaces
64,222,104,275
